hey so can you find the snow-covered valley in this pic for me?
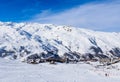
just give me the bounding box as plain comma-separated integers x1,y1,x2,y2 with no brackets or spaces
0,22,120,82
1,58,120,82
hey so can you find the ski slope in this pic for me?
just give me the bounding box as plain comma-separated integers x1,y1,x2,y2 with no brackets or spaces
0,58,120,82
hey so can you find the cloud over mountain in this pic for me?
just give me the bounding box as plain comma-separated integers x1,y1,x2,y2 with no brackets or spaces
30,1,120,32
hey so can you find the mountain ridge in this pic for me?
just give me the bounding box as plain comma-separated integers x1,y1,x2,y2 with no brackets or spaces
0,22,120,64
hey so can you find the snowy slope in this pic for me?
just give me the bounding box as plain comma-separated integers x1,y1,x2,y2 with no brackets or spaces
0,58,120,82
0,22,120,82
0,22,120,61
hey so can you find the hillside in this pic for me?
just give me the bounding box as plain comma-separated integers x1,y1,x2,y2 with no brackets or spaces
0,22,120,64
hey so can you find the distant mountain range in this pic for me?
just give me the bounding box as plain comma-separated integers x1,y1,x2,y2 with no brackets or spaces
0,22,120,64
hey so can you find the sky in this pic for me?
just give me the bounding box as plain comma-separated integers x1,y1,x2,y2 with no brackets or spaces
0,0,120,32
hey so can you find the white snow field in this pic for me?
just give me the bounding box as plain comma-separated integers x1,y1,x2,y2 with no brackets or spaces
0,22,120,82
0,58,120,82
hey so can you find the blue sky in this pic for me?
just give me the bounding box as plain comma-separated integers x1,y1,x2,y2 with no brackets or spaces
0,0,120,32
0,0,99,21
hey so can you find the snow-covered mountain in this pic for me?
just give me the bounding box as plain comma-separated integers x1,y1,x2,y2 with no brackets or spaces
0,22,120,62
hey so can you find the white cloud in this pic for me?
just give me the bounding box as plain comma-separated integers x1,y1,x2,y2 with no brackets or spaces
30,1,120,32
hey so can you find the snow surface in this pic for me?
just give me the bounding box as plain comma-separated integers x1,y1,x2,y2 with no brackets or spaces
0,22,120,82
0,58,120,82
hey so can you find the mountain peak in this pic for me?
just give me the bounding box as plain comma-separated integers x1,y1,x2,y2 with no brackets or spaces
0,22,120,63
